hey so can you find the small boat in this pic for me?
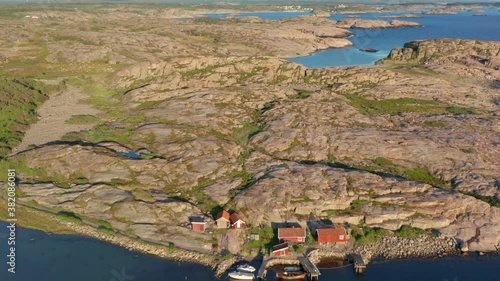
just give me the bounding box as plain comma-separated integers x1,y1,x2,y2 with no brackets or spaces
284,266,301,272
237,264,256,273
228,271,254,280
276,271,306,280
360,48,379,53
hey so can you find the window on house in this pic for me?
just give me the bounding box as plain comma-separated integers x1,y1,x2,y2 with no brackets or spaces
339,235,344,240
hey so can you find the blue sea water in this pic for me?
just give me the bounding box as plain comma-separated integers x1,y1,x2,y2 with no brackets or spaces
0,222,215,281
289,9,500,68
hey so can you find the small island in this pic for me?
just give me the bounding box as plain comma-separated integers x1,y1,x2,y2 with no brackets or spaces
359,48,379,52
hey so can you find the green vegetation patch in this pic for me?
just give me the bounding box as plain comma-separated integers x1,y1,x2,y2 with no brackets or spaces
230,120,262,147
288,89,314,99
403,167,449,188
245,227,275,251
324,199,369,216
0,157,45,182
462,193,500,208
181,64,221,78
0,78,60,157
352,226,391,246
65,114,100,125
342,94,476,116
420,120,447,128
394,225,434,239
56,211,83,224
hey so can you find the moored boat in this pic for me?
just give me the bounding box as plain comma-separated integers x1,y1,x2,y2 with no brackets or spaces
237,264,256,273
283,266,301,272
276,271,306,280
229,271,254,280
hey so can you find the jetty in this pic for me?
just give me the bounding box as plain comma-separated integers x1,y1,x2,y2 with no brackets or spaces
298,256,321,280
257,255,320,280
348,253,366,274
256,255,269,280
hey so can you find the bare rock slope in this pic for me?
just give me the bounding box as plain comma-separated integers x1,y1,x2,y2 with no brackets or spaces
2,5,498,256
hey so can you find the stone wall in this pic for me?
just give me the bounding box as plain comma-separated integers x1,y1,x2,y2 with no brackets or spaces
354,235,460,264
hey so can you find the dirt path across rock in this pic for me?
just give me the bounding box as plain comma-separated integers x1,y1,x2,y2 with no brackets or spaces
11,86,99,155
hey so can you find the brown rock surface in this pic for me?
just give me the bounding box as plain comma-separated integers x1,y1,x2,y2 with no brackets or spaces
1,4,498,256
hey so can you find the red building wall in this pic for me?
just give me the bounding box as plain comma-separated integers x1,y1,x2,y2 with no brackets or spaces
279,237,305,244
231,221,245,229
273,248,289,257
192,223,205,232
317,235,346,244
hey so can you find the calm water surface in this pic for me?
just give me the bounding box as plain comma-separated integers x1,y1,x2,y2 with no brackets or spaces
290,9,500,68
265,256,500,281
0,222,215,281
200,9,500,67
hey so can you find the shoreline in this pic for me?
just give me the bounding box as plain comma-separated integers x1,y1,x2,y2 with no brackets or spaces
3,209,499,278
10,206,499,276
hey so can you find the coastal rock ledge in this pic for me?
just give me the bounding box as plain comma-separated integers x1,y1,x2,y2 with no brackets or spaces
354,235,460,264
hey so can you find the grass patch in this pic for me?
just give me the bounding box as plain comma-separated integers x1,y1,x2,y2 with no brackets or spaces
372,157,394,167
86,123,135,144
352,226,391,246
97,226,116,235
56,211,83,224
181,64,221,78
230,120,262,147
0,158,44,182
132,189,155,203
403,167,449,188
245,227,275,251
65,114,100,125
462,193,500,208
394,225,434,238
446,107,476,115
342,94,476,116
288,89,314,99
0,78,62,157
323,199,369,216
420,120,447,128
0,203,76,234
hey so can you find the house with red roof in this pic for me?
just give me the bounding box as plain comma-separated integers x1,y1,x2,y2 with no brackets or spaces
278,227,306,244
215,210,230,228
230,213,245,229
316,227,347,245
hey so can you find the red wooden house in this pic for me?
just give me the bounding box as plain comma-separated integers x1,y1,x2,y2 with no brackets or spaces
230,213,246,229
215,210,230,228
272,242,289,257
277,227,306,244
316,227,347,244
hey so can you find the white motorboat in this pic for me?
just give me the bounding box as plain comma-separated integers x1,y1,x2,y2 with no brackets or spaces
228,271,254,280
237,264,256,273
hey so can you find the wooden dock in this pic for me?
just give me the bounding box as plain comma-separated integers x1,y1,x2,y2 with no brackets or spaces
298,256,321,280
257,255,321,280
348,253,366,274
256,255,269,280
